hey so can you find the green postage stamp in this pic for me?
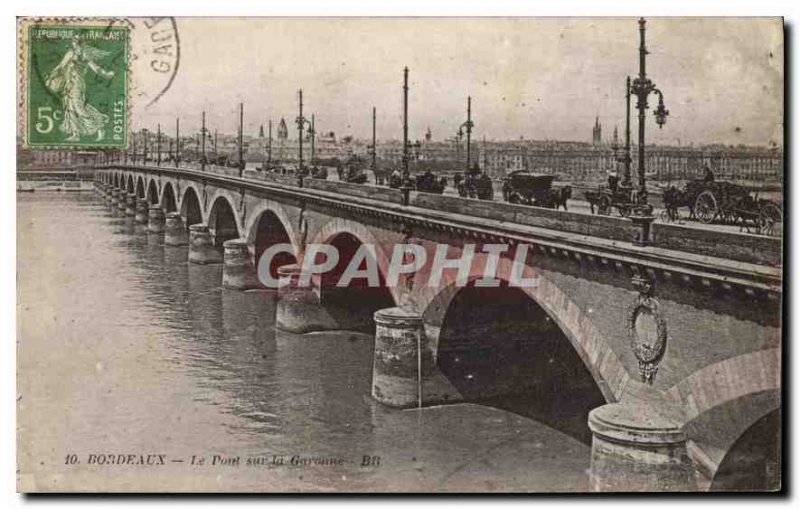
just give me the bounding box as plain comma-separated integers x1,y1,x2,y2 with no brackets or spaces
22,20,129,148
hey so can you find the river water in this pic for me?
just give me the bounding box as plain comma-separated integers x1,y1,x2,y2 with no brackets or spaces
17,191,590,493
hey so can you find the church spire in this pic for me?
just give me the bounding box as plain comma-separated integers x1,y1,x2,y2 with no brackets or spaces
592,116,602,145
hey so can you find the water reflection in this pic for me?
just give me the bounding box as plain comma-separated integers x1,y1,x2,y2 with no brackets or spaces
18,192,591,492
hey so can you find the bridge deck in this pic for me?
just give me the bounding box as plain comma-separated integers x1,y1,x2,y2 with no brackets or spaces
101,165,782,293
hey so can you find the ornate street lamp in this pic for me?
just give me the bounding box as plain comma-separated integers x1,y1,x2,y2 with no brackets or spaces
141,128,149,164
131,131,136,164
157,123,162,166
369,106,378,182
629,17,668,207
200,111,207,172
309,114,316,166
237,102,244,176
295,89,313,178
457,96,475,175
267,119,273,164
175,117,181,167
616,76,634,187
400,67,415,204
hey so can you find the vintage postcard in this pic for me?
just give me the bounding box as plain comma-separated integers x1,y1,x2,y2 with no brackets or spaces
16,16,783,493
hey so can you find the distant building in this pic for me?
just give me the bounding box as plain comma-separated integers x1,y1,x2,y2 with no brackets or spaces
277,118,289,140
17,146,75,168
592,117,602,145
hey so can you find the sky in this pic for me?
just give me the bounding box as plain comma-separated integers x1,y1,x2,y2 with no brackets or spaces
129,17,784,146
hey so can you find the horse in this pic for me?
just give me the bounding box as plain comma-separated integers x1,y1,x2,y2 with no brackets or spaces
661,185,684,222
550,185,572,211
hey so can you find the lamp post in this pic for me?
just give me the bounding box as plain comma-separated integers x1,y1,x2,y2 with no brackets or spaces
267,119,273,163
629,17,669,206
402,67,409,183
175,117,181,167
238,104,244,175
399,67,415,204
238,102,244,176
370,106,377,183
142,128,149,164
295,89,313,178
612,76,633,187
457,96,475,175
309,114,316,166
157,123,162,166
201,111,207,172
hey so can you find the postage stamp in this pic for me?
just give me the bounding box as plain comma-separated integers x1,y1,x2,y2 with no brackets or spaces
21,20,129,148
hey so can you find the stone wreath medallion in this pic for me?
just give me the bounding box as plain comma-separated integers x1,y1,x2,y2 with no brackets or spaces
627,273,668,384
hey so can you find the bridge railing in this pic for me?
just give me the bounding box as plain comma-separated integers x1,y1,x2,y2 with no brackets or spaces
412,192,781,266
412,192,636,243
102,164,783,268
651,222,781,267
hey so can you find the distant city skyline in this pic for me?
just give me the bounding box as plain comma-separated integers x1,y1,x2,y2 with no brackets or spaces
130,18,783,147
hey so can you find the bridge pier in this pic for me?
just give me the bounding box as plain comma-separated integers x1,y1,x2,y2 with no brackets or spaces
164,212,188,246
119,192,131,214
109,189,119,209
222,238,259,290
135,199,149,224
274,264,339,333
119,191,136,217
148,206,165,234
371,307,435,408
588,402,696,492
188,224,222,264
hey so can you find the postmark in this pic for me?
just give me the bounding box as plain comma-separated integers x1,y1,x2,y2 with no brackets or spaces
22,20,129,148
127,17,180,109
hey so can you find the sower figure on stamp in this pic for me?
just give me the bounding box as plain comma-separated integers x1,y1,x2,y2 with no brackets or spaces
45,37,115,142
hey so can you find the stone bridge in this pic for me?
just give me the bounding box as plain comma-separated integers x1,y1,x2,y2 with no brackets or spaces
93,164,782,492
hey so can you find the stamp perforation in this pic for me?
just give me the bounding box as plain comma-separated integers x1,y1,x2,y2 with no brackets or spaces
18,17,132,150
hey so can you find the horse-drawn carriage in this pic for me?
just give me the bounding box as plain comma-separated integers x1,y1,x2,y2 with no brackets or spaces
501,171,572,210
414,170,447,194
309,165,328,180
386,169,447,194
662,179,782,236
584,180,640,217
338,155,368,184
454,172,494,201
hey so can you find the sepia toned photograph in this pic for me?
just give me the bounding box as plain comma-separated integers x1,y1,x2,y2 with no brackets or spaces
16,15,783,493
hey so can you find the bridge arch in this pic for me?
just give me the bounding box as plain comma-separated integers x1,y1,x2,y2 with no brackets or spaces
422,273,616,443
673,349,781,489
709,406,780,491
207,194,241,248
244,201,298,254
180,186,203,229
146,178,159,205
161,182,177,212
113,172,119,188
311,218,400,305
246,205,299,282
422,263,623,403
297,219,399,333
126,174,134,194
